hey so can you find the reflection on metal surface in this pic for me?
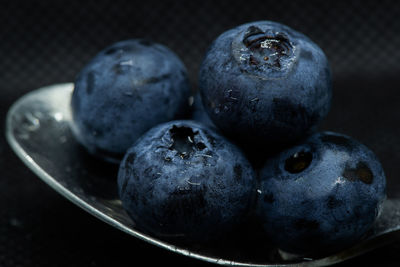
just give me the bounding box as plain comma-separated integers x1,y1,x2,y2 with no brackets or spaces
5,83,400,266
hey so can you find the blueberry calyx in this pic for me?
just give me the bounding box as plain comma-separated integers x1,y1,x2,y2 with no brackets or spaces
284,151,313,173
242,26,293,69
231,24,298,79
169,125,206,158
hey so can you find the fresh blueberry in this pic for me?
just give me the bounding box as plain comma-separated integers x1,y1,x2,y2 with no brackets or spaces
256,131,386,256
71,39,191,162
199,21,332,149
117,120,257,243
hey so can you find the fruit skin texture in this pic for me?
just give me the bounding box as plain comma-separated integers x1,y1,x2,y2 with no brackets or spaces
118,120,256,243
71,39,191,162
256,131,386,256
198,21,332,148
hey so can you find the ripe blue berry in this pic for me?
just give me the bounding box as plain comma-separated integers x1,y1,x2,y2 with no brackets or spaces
199,21,332,149
118,120,257,243
71,39,191,162
256,132,386,256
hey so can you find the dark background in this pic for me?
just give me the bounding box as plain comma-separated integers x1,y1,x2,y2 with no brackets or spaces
1,0,400,266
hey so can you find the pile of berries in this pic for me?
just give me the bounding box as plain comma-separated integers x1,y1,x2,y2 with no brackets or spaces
70,21,386,257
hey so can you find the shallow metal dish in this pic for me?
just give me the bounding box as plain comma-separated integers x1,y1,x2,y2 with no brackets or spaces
6,83,400,266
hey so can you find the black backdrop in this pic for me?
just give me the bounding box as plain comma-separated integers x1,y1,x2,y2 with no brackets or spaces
1,0,400,266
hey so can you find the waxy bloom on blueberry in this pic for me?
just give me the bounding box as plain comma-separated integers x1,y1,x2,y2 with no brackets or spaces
256,132,386,255
199,21,332,149
71,39,191,162
118,120,257,243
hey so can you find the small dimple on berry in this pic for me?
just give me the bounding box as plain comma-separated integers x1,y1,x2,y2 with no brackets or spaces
284,151,313,174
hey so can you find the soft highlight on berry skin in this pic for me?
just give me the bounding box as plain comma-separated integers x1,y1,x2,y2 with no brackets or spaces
117,120,257,243
198,21,332,150
71,39,191,162
256,131,386,256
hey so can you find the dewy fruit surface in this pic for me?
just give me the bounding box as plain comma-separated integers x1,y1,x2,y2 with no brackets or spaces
71,39,191,162
118,120,257,243
199,21,332,149
256,131,386,255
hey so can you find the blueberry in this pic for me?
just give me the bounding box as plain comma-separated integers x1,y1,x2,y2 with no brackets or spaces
199,21,332,148
256,132,386,256
71,39,191,162
117,120,256,243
